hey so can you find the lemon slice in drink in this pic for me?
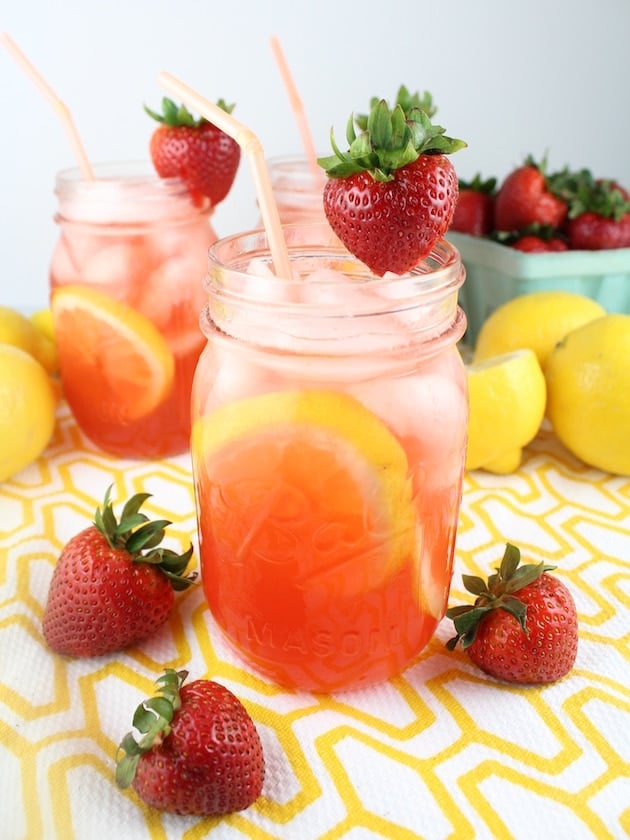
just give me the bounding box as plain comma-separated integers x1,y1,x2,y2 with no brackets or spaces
51,285,175,423
192,389,416,596
466,349,546,474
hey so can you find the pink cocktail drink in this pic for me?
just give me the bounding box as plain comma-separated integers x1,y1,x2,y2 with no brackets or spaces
266,155,328,225
190,224,468,692
50,163,216,458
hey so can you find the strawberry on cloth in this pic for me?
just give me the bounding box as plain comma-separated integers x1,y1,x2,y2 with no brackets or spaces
446,543,578,684
146,97,241,207
42,486,195,657
318,98,466,275
116,669,265,816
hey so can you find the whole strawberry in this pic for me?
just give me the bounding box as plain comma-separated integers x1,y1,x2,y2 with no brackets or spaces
145,97,241,207
446,543,578,684
494,158,568,232
42,487,195,657
318,99,466,275
564,176,630,249
449,173,497,237
116,669,265,816
512,233,568,252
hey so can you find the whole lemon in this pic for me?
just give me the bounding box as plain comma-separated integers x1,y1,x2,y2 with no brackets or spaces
466,349,547,474
545,314,630,475
474,291,606,370
30,308,59,374
0,344,57,483
0,305,58,375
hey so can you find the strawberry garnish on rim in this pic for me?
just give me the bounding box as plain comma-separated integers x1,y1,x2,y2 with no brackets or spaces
318,98,466,275
145,96,241,208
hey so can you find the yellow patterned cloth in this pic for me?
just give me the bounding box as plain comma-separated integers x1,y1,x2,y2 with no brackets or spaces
1,402,629,840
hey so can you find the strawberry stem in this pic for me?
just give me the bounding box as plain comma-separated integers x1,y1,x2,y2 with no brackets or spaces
318,98,466,182
94,486,196,590
144,96,235,128
446,544,555,650
116,669,187,789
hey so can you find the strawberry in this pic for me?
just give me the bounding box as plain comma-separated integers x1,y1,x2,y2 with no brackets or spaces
567,211,630,249
563,176,630,249
446,543,578,684
318,99,466,275
145,97,241,207
116,669,265,816
494,158,568,232
512,234,568,252
449,173,497,236
42,487,195,657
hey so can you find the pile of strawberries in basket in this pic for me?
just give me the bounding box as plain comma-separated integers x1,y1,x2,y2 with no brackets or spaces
450,156,630,252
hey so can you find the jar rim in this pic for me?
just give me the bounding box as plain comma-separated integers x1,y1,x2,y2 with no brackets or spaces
205,223,466,354
208,222,463,300
55,160,210,203
54,161,213,225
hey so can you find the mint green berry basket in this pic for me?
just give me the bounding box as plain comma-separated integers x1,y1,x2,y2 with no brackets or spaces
448,232,630,347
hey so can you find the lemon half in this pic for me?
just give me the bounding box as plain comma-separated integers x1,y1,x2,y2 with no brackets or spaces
466,349,547,473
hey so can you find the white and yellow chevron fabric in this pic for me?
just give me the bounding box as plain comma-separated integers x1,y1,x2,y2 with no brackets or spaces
1,402,629,840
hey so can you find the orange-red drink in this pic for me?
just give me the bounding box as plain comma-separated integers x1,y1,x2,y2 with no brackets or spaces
50,163,216,458
191,224,468,692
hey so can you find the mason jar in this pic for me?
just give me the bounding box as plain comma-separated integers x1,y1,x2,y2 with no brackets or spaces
191,223,468,692
50,162,217,458
266,155,328,225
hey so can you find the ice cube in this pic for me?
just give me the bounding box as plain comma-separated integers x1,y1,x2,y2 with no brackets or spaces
350,355,467,481
79,240,150,302
134,255,206,356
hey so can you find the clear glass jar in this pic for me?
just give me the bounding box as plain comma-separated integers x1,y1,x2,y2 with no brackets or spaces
191,223,468,692
266,155,328,225
50,162,217,458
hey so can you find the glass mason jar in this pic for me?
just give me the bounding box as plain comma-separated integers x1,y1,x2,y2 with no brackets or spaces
191,223,468,693
50,162,217,458
266,155,328,225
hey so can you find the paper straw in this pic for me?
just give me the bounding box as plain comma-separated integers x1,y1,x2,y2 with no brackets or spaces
269,36,322,182
158,71,292,280
0,32,94,180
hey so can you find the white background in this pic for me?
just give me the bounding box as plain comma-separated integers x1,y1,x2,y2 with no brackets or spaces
1,0,629,311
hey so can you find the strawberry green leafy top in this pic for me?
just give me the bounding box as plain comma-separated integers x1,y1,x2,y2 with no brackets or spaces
318,99,467,183
355,84,438,132
144,96,235,128
95,485,195,590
